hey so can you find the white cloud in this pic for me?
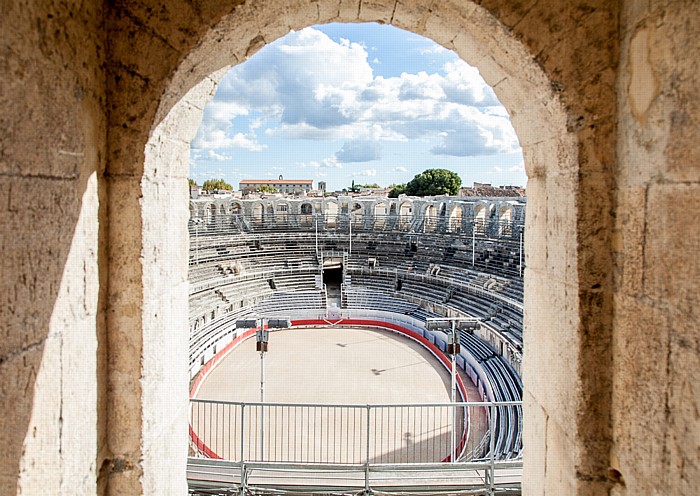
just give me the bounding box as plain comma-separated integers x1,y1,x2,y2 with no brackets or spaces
193,131,266,151
418,44,448,55
336,139,382,162
393,166,408,173
349,169,377,177
208,150,233,161
200,27,520,158
297,156,343,169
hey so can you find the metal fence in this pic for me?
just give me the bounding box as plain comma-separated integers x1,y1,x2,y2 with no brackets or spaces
188,399,522,494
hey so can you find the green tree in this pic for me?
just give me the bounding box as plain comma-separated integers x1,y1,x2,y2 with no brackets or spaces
188,178,198,186
404,169,461,196
201,178,233,191
355,183,381,189
257,185,278,193
388,183,407,198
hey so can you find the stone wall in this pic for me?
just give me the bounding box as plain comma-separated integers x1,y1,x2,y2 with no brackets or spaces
0,2,106,495
611,2,700,494
0,1,697,495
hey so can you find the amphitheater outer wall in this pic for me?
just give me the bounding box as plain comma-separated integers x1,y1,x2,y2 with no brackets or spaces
1,2,698,496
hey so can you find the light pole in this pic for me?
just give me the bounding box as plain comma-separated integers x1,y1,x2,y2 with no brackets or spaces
235,317,291,459
471,220,476,268
425,317,481,463
518,224,524,279
314,212,319,258
192,218,204,265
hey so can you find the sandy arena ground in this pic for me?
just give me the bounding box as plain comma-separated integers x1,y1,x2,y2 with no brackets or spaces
191,327,486,463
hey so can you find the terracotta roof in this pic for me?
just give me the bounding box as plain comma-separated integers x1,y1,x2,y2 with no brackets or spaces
240,179,313,185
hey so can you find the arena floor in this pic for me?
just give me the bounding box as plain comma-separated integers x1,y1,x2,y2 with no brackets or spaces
195,326,454,405
191,327,488,464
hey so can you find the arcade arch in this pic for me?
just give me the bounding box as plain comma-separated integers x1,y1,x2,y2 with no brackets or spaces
252,203,264,225
473,204,486,234
399,202,413,230
350,202,363,228
276,202,289,224
104,1,615,494
449,206,463,233
499,205,513,236
424,204,437,232
300,202,313,227
375,202,388,229
324,201,339,228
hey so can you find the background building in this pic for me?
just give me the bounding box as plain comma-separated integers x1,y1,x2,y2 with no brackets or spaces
240,177,313,195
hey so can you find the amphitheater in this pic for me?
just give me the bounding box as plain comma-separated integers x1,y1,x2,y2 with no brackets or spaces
2,1,699,496
186,195,525,492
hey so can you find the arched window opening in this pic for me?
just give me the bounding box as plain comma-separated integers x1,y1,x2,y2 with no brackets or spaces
424,205,437,233
449,206,463,233
375,202,388,229
300,203,313,226
324,201,338,228
132,9,585,496
351,203,363,229
253,203,264,225
276,203,289,225
399,202,413,230
499,205,513,236
474,204,486,235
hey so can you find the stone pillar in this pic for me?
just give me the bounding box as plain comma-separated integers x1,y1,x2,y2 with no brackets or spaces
1,2,106,495
611,2,700,494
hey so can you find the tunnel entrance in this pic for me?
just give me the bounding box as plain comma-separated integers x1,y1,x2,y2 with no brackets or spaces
323,265,343,308
323,266,343,285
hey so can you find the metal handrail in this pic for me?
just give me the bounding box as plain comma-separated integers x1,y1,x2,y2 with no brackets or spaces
190,399,522,408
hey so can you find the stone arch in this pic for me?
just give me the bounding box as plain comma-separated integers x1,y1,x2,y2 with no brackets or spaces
399,201,413,230
324,200,339,228
448,205,464,233
424,204,437,232
276,201,289,225
350,202,363,228
473,203,487,234
375,201,388,229
300,202,313,226
498,204,514,236
229,201,242,216
207,203,217,224
252,202,264,225
104,1,615,494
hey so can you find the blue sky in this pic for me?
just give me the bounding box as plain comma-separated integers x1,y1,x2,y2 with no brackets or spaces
189,23,525,191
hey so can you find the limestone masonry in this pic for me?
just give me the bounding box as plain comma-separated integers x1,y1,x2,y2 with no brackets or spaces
1,1,698,495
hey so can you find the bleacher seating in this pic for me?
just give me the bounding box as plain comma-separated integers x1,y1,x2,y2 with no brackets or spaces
187,212,524,459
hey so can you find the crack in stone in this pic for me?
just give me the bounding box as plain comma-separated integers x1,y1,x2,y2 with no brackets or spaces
390,0,399,25
0,340,45,366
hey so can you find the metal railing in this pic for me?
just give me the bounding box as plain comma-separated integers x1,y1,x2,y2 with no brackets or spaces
188,399,522,494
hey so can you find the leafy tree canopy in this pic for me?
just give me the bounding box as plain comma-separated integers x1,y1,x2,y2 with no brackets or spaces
188,178,198,186
355,183,381,189
404,169,461,196
202,178,233,191
388,184,407,198
257,185,278,193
